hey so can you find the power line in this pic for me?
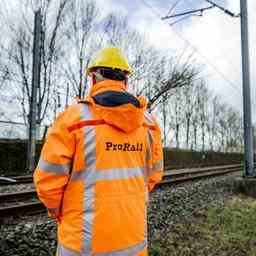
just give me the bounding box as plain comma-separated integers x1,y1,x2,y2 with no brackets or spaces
163,1,215,26
166,0,182,16
182,2,241,78
0,120,26,125
141,0,256,114
162,5,215,20
169,14,202,26
204,0,239,17
139,0,242,96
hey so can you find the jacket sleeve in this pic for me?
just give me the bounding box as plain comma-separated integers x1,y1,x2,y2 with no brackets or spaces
33,109,75,219
146,115,164,192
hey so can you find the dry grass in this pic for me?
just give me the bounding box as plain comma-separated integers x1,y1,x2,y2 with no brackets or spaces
150,194,256,256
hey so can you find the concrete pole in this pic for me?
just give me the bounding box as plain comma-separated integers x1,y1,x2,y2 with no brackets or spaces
27,10,42,172
240,0,254,176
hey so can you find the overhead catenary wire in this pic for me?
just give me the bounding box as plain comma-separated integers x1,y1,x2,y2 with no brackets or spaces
162,0,214,26
169,14,202,26
0,120,26,125
183,0,243,81
162,5,215,20
166,0,182,16
204,0,240,17
139,0,242,97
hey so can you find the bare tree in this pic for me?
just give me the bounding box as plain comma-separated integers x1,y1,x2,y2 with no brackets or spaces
206,95,220,151
197,81,209,151
61,0,98,98
224,108,243,152
146,55,200,111
0,0,71,125
0,1,245,148
168,88,183,148
190,82,201,151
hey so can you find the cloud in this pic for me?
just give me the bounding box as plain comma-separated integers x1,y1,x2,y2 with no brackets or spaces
1,0,255,125
132,6,187,52
96,0,129,18
127,0,256,122
182,6,243,103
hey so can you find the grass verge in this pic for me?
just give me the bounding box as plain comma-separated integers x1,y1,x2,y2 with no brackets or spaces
150,195,256,256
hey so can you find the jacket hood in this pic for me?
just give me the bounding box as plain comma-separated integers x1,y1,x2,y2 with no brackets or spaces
85,80,147,133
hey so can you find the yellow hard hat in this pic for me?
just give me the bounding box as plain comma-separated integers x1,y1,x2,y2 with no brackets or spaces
86,47,133,76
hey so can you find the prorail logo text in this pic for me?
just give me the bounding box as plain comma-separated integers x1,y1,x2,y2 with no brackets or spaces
105,142,143,151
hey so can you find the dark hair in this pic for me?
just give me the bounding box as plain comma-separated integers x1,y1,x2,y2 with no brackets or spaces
95,67,127,81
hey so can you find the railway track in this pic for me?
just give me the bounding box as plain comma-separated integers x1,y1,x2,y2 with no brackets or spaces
0,164,243,217
160,163,243,185
0,175,34,185
0,162,242,185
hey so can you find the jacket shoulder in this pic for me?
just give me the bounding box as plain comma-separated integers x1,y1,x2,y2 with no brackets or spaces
144,112,162,134
144,111,157,125
54,104,83,127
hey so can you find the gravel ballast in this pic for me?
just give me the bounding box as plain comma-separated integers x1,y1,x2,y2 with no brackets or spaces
0,175,237,256
0,183,35,194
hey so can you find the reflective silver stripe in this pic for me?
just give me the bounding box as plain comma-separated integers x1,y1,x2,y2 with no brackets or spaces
57,243,80,256
95,167,144,181
147,129,153,145
37,159,70,175
71,167,145,182
80,104,95,255
145,147,151,163
77,104,147,255
96,240,147,256
145,112,154,125
57,240,146,256
146,130,153,161
152,160,164,173
70,171,84,181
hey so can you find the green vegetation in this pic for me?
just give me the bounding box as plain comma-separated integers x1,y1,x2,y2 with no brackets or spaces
150,195,256,256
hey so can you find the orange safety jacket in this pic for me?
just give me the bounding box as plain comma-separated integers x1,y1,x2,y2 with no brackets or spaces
34,80,164,256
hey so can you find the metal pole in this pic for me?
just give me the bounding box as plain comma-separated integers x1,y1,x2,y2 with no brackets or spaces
27,10,42,172
240,0,254,176
79,57,83,98
65,83,69,108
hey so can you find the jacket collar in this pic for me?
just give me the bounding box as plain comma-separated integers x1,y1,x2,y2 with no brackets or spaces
88,80,126,98
82,80,147,133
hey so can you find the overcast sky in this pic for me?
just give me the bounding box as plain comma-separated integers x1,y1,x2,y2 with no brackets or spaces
0,0,255,124
96,0,256,123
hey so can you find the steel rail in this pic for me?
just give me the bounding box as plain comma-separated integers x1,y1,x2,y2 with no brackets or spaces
165,164,243,178
0,163,245,185
159,166,242,186
0,202,45,217
0,175,34,185
0,164,243,217
0,190,37,203
0,164,243,202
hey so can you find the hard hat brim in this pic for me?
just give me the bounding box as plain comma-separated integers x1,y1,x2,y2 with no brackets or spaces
86,66,133,76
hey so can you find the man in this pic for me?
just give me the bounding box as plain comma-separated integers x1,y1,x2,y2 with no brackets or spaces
34,47,163,256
